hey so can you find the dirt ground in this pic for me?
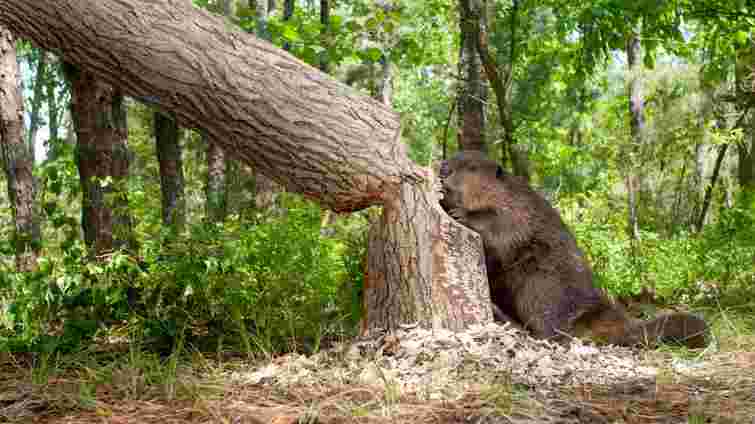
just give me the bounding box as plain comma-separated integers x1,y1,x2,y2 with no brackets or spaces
2,326,754,424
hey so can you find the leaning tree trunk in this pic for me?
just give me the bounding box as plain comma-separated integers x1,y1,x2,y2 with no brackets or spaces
0,0,493,332
0,26,40,272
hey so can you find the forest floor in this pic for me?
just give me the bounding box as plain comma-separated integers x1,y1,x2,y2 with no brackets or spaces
1,323,754,424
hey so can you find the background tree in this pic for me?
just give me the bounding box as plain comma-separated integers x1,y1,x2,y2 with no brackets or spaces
64,64,135,255
0,26,40,271
0,0,752,366
457,0,487,153
25,49,47,159
154,112,186,231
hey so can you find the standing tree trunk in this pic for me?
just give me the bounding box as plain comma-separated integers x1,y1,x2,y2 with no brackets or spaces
457,0,487,153
0,26,40,271
736,35,755,195
26,50,48,159
45,53,60,145
282,0,294,51
625,29,644,240
110,92,135,251
740,126,755,193
473,0,531,179
377,56,393,107
696,144,729,232
205,136,227,222
319,0,330,74
155,112,186,231
0,0,493,332
66,64,134,254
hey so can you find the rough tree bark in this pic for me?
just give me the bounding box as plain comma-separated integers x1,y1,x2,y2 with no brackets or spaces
66,64,135,254
252,0,282,211
457,0,487,153
364,179,493,333
155,111,186,230
0,26,40,271
0,0,492,332
202,0,234,223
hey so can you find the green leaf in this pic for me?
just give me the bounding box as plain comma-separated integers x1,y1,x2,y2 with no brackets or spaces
734,30,749,46
281,25,300,42
366,47,383,62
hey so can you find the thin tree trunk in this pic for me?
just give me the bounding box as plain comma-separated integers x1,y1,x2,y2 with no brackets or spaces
736,37,755,194
0,0,492,332
0,26,40,271
46,55,62,154
110,92,135,252
696,144,729,232
205,135,227,221
45,60,66,160
155,111,186,231
473,0,531,178
625,29,644,240
319,0,330,73
26,50,48,159
740,133,755,192
377,57,393,107
457,0,486,153
282,0,294,51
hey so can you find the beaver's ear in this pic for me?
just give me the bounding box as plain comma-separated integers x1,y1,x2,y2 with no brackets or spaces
496,165,505,179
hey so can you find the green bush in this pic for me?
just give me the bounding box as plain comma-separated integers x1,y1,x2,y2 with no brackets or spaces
564,192,755,304
0,195,366,356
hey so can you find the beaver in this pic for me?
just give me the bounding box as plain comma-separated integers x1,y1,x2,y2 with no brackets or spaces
439,150,708,348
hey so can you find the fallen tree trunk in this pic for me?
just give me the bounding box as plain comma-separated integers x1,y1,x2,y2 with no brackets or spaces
0,0,412,211
0,0,492,332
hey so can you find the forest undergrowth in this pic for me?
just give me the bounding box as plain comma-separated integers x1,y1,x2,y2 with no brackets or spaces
0,190,753,423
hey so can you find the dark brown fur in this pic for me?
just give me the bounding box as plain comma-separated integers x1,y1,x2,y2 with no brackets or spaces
440,151,708,348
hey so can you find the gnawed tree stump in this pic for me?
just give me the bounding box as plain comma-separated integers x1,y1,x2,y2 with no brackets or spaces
363,179,492,334
0,0,493,333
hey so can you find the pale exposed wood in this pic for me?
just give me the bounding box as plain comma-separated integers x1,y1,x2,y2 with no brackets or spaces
363,178,492,333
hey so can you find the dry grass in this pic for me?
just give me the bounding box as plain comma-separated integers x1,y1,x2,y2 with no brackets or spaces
2,320,755,424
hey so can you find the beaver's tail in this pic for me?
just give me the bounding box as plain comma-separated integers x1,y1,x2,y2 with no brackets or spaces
615,312,709,348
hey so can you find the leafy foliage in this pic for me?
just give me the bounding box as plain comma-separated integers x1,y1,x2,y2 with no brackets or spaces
2,0,755,359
